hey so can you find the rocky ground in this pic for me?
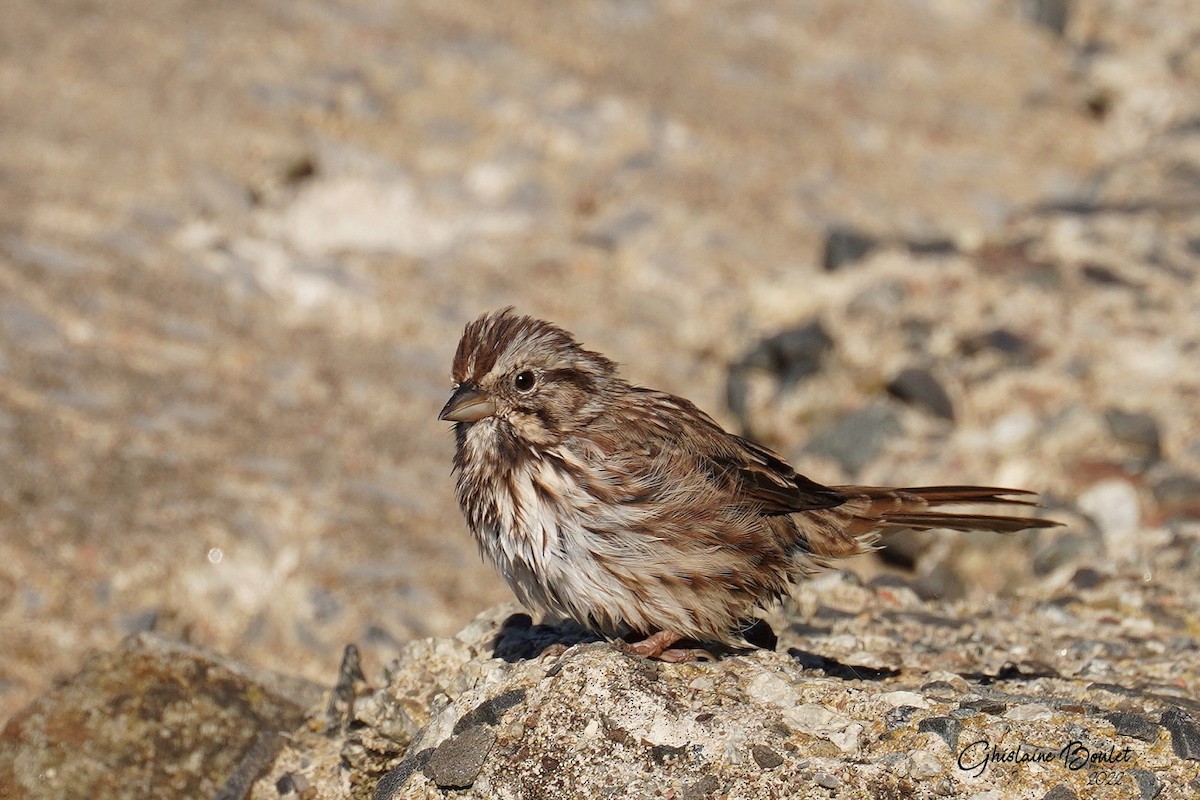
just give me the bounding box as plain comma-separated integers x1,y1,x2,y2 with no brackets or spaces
2,0,1200,797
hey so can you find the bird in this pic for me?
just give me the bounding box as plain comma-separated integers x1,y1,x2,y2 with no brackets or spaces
439,308,1058,662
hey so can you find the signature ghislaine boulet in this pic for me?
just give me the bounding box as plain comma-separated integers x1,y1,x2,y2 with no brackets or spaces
957,738,1136,777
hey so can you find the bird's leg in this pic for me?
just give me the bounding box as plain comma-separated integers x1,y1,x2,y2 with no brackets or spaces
615,630,716,662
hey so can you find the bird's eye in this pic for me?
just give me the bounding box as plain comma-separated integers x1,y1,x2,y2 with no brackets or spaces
513,370,537,392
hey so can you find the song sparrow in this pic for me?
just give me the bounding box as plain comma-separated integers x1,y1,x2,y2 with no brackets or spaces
439,309,1057,662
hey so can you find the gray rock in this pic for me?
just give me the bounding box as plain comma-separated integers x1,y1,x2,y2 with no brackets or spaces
886,367,955,422
422,725,496,789
728,319,835,432
0,634,321,800
749,744,784,769
1130,768,1161,800
1103,408,1162,464
917,715,962,751
1152,472,1200,519
736,319,834,388
960,327,1037,364
804,404,902,475
1020,0,1070,36
1105,711,1161,742
822,225,877,271
1041,786,1078,800
813,771,839,789
1162,707,1200,761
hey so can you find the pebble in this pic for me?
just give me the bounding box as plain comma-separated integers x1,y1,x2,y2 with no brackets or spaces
1161,707,1200,761
1103,407,1162,464
738,319,833,387
804,404,902,476
886,367,955,421
812,771,839,789
822,225,877,271
917,716,962,751
1152,472,1200,518
960,327,1035,362
1104,710,1161,742
1130,769,1161,800
1041,786,1078,800
422,726,496,789
749,745,784,770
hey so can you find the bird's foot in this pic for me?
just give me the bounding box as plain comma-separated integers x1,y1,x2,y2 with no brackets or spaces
537,642,570,659
615,630,716,662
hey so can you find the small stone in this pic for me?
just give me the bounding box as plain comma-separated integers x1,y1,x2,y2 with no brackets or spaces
453,689,527,733
1152,472,1200,518
1130,769,1160,800
1161,707,1200,761
1081,263,1131,286
904,237,957,256
738,320,834,387
1042,786,1078,800
1103,408,1162,464
580,206,655,251
1021,0,1070,36
958,698,1007,716
918,716,962,751
275,772,312,798
749,745,784,769
960,327,1035,362
422,725,496,789
804,404,902,476
885,705,920,730
1105,711,1160,742
822,225,877,271
682,774,721,800
813,771,839,789
1069,567,1107,589
886,367,955,421
906,749,942,779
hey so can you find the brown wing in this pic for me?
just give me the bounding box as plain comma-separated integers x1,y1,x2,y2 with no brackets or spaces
612,388,847,515
705,434,847,515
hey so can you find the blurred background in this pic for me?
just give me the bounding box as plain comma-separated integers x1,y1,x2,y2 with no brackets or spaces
2,0,1199,723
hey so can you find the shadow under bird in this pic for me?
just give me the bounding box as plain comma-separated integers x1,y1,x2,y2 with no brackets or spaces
439,308,1058,662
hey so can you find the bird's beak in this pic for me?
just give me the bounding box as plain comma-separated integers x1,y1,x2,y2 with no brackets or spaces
438,383,496,423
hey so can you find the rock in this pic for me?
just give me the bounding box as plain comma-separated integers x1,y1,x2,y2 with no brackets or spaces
1152,472,1200,519
959,327,1037,364
804,404,902,476
1069,567,1107,590
735,319,834,388
5,551,1200,800
0,634,321,800
1081,263,1134,287
821,225,877,271
1042,786,1078,800
904,237,958,256
1020,0,1070,36
917,716,962,751
1162,707,1200,761
749,744,784,769
1103,408,1162,465
886,367,955,422
1105,711,1161,742
421,725,496,789
812,771,839,789
1130,768,1161,800
727,319,834,432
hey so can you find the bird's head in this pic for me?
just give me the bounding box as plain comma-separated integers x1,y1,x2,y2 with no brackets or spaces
438,308,619,442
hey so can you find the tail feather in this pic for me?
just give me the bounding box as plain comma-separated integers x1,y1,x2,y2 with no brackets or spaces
832,485,1060,537
874,512,1059,533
